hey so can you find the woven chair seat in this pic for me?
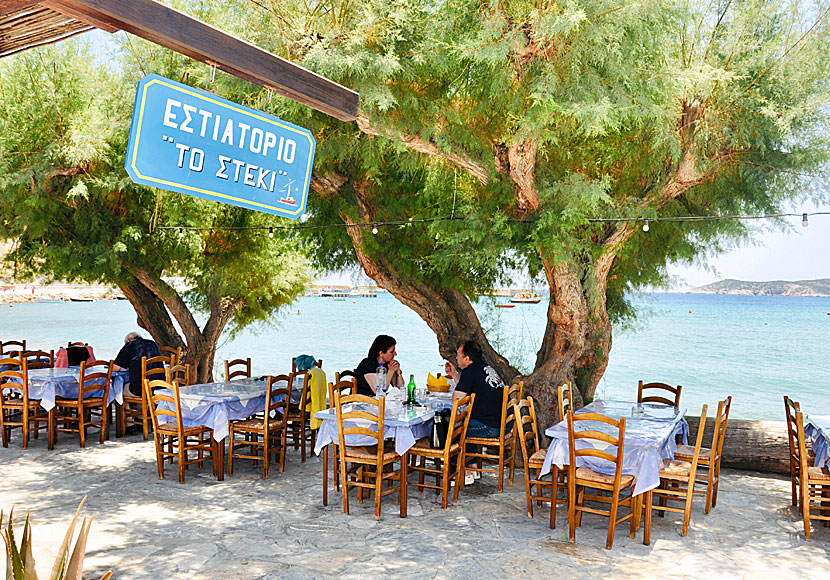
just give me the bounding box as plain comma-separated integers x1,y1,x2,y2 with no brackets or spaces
527,448,548,469
467,432,513,445
410,437,462,457
807,466,830,480
673,444,711,462
122,393,143,403
155,422,211,437
575,466,635,487
56,396,103,406
232,417,285,431
659,458,693,479
1,397,43,410
343,442,398,462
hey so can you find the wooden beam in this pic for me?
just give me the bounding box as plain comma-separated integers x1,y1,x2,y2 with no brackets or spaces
0,1,39,15
42,0,358,121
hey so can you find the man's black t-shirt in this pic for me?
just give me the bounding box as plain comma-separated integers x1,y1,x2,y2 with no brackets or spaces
114,338,162,396
455,360,506,428
354,357,380,397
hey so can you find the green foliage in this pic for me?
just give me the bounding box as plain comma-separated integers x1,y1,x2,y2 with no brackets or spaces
0,36,310,336
1,498,112,580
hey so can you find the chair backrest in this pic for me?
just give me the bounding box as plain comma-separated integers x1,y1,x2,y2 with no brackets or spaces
166,363,191,387
784,396,803,471
794,409,812,483
515,397,541,461
22,349,54,369
1,340,26,356
0,356,28,406
500,381,522,442
145,378,185,437
441,393,475,457
67,341,87,348
686,404,709,472
334,391,384,453
557,381,573,422
160,346,183,365
266,374,290,426
709,396,732,462
78,360,113,402
142,355,170,386
328,379,355,408
293,370,313,414
335,369,356,383
566,410,626,486
637,380,682,406
225,357,251,381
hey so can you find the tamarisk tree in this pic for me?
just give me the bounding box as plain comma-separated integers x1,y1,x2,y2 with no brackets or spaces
0,41,310,382
248,0,830,422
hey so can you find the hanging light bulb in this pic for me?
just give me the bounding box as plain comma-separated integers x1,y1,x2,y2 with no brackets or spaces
802,213,809,227
372,225,379,235
642,219,650,232
178,227,184,238
268,227,274,238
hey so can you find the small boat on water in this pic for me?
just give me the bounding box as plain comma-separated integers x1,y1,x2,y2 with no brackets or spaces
495,304,515,308
509,291,543,304
68,297,94,302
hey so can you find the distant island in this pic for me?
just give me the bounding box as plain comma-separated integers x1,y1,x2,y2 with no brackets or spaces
688,278,830,297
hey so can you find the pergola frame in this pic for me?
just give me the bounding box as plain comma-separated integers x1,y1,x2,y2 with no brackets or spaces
0,0,358,121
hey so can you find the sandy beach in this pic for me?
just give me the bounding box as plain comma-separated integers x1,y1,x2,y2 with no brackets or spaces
0,282,123,303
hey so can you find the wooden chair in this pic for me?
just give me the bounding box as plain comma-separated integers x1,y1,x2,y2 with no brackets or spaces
335,369,356,383
0,340,26,356
160,346,183,365
514,397,563,521
144,378,215,484
673,396,732,513
333,391,408,519
784,396,816,508
225,357,251,381
228,375,290,478
642,404,709,544
637,380,682,407
67,341,88,348
166,363,191,387
465,381,522,492
286,370,316,461
0,357,52,449
326,379,356,491
119,354,172,440
408,393,475,508
557,381,573,422
55,359,113,447
794,409,830,539
22,350,54,369
565,409,639,550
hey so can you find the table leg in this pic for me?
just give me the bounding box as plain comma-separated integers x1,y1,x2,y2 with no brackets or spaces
213,437,225,481
115,401,125,438
400,451,408,518
47,408,55,450
322,444,328,506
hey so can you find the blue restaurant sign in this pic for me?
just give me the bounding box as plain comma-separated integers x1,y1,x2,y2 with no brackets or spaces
125,74,316,219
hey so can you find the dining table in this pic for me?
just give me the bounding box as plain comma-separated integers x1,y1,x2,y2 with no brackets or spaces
156,377,302,480
805,414,830,469
313,393,448,505
540,400,689,496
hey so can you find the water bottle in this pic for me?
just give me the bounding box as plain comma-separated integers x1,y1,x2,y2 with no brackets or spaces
406,374,417,405
376,363,387,397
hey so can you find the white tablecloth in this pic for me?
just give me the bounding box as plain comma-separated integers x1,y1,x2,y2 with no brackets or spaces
806,414,830,468
541,400,689,496
8,366,128,411
313,401,435,456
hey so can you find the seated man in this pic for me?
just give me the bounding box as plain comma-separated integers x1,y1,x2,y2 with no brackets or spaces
447,340,506,483
113,331,162,397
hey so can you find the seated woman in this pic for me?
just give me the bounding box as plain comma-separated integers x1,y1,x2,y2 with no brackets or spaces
354,335,404,397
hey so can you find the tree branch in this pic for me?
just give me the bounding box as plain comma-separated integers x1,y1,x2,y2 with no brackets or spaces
132,267,202,340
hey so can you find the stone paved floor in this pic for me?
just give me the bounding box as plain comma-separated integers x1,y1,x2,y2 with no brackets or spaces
1,433,828,579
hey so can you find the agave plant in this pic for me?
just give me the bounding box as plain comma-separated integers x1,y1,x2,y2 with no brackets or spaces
1,497,112,580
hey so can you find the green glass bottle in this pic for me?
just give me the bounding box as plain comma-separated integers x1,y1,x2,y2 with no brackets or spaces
407,374,417,405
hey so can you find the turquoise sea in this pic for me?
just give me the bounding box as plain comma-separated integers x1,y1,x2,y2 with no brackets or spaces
1,292,827,420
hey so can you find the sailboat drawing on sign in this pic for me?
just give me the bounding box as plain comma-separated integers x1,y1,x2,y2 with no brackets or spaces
280,179,297,204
